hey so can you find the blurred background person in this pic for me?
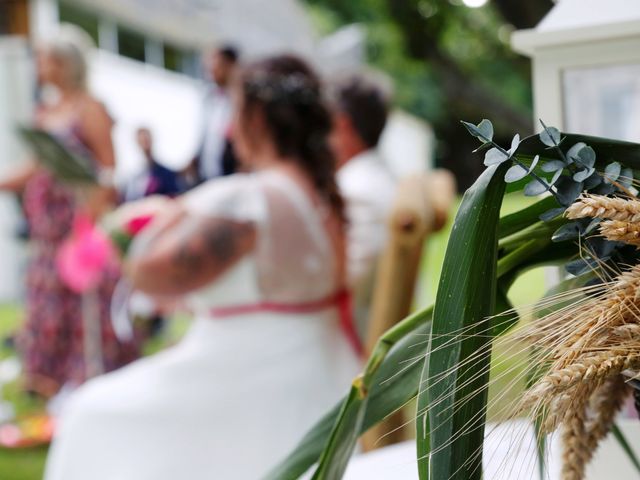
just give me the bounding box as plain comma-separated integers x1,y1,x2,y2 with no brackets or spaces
329,72,396,336
122,127,181,340
184,44,240,188
124,127,181,202
0,26,139,397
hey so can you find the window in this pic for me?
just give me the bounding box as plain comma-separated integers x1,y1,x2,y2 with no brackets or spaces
163,43,182,72
117,26,146,62
164,43,198,76
58,1,100,45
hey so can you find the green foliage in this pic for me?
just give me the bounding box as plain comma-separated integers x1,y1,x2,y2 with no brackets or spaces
270,115,640,478
419,161,508,479
302,0,532,131
265,308,433,479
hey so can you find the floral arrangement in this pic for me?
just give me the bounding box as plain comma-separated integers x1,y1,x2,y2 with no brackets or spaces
265,121,640,480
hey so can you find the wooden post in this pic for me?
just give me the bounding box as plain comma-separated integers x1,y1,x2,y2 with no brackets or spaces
361,170,456,451
1,0,30,36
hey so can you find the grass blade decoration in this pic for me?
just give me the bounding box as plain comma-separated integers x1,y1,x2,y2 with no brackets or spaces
418,159,509,480
264,308,432,480
267,118,640,480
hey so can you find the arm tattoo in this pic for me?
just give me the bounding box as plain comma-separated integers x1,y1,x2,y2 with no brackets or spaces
171,219,253,283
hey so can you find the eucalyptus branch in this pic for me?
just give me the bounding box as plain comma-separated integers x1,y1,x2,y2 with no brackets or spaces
539,119,572,169
467,124,558,197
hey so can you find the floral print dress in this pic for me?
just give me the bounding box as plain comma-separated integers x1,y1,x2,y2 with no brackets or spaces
18,119,140,395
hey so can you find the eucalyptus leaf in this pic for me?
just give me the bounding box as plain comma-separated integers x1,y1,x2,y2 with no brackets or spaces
539,125,561,147
619,167,634,189
584,172,602,189
584,218,602,235
566,142,586,162
508,134,521,156
604,162,621,183
504,164,528,183
524,179,549,196
576,146,596,169
529,155,539,172
573,167,595,183
484,148,509,166
555,176,584,206
592,182,616,195
462,119,493,143
552,222,581,242
565,257,599,276
539,207,566,223
587,236,618,259
541,160,565,173
551,169,564,186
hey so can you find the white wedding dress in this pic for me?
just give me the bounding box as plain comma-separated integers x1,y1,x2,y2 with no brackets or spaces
45,170,362,480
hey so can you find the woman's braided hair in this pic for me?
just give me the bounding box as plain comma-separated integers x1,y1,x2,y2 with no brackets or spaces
239,55,344,221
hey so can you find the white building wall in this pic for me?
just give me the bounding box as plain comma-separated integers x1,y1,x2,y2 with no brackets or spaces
0,38,33,301
89,50,203,181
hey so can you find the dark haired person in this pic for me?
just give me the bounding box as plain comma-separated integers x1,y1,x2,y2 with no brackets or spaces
45,55,361,480
330,73,397,321
125,127,181,201
186,44,240,187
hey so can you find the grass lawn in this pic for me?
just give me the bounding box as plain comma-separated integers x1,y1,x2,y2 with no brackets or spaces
0,305,48,480
0,193,549,479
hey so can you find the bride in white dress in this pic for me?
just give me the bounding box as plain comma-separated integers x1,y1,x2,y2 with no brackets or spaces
45,55,362,480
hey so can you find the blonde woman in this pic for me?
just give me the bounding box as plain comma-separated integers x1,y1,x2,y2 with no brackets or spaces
0,26,139,395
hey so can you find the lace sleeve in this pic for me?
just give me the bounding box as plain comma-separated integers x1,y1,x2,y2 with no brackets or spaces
180,173,266,225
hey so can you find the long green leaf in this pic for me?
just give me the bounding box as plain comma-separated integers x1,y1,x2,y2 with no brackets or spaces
263,309,432,480
267,234,576,480
497,196,559,239
311,379,367,479
418,162,508,480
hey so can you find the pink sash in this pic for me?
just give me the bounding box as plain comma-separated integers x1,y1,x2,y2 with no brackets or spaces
208,289,364,357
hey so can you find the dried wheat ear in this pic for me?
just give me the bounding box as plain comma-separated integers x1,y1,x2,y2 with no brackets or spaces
513,198,640,479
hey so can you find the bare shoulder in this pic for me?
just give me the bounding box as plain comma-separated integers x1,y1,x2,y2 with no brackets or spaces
78,95,112,123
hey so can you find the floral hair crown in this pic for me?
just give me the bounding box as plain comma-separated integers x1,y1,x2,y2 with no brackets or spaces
244,72,318,105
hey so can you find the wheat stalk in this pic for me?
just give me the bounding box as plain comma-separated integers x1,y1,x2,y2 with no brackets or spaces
566,194,640,223
612,323,640,340
561,400,589,480
599,220,640,246
583,375,628,462
519,352,640,416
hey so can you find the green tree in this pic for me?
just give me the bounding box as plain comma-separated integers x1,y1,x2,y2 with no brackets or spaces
306,0,553,189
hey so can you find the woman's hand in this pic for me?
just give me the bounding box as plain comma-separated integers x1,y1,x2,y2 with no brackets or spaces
102,195,174,235
0,161,38,193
